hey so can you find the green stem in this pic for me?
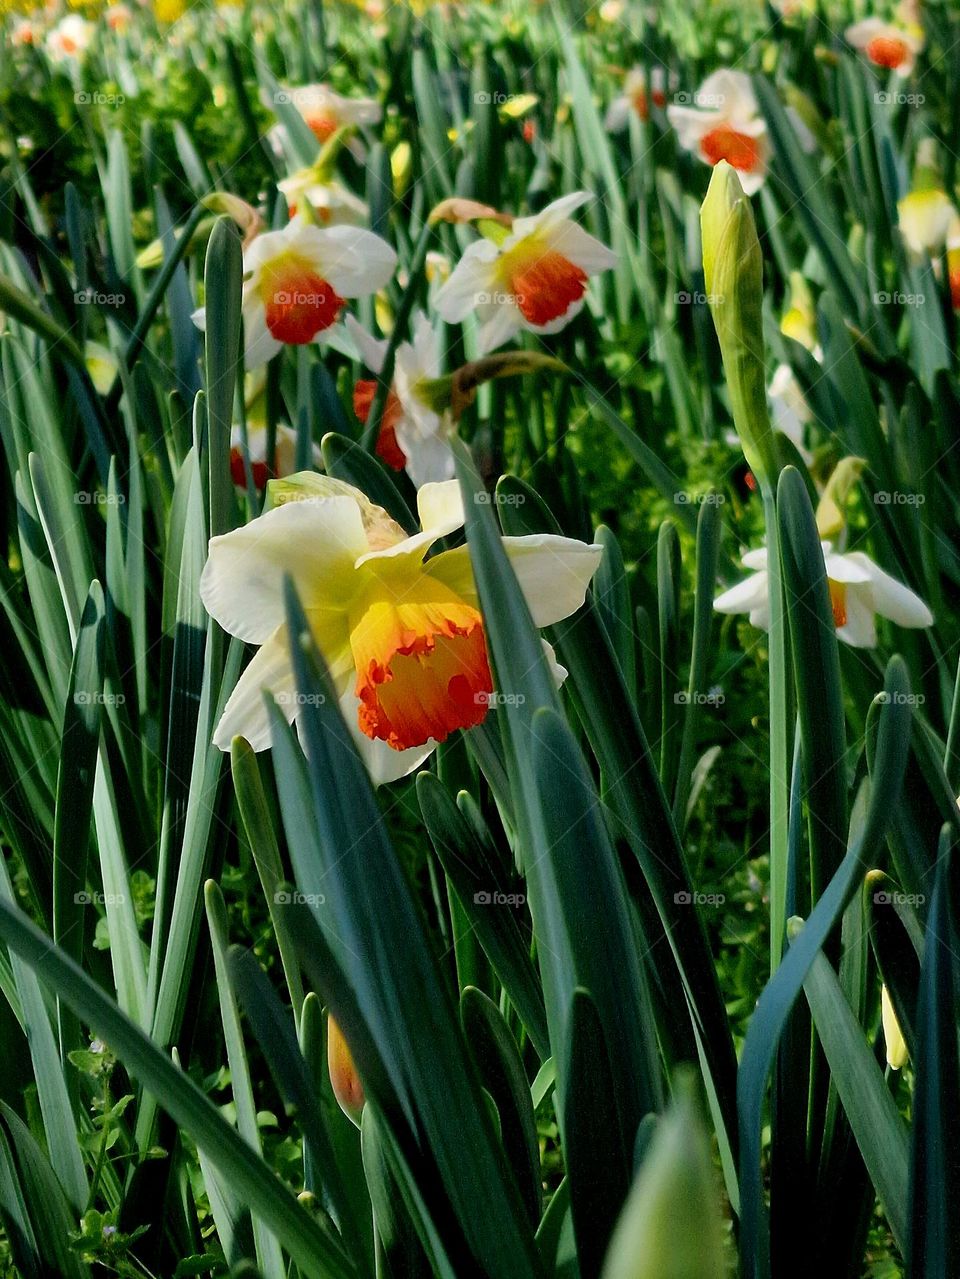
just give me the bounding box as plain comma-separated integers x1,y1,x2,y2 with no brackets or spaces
359,220,432,452
764,484,790,973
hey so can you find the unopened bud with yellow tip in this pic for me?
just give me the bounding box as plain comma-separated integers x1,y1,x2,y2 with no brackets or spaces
881,984,909,1070
327,1015,365,1125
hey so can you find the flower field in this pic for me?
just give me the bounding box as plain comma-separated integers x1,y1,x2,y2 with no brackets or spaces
0,0,958,1274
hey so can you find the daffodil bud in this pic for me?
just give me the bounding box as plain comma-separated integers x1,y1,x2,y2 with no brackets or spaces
327,1016,365,1126
815,456,866,540
700,161,778,490
601,1071,725,1279
781,271,818,352
881,985,909,1070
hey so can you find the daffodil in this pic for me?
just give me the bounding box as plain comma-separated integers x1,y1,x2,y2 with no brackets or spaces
200,476,602,783
846,18,923,75
345,312,454,487
277,170,368,226
605,67,668,130
714,541,933,647
668,70,771,195
434,192,616,354
897,188,957,256
105,4,132,32
277,83,382,144
10,16,38,44
46,13,94,61
229,423,321,490
191,215,396,369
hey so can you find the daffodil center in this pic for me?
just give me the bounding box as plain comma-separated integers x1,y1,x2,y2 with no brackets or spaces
865,35,909,68
700,125,761,173
258,252,344,343
499,236,588,326
829,579,848,629
348,571,493,751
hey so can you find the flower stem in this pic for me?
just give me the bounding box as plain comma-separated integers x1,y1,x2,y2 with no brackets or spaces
763,483,790,972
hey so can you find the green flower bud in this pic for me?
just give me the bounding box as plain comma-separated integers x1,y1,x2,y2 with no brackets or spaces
700,161,778,490
601,1070,726,1279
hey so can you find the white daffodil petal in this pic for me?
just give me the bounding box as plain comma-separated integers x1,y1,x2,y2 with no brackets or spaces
214,629,295,751
500,534,604,626
310,225,398,296
417,480,465,539
433,240,500,321
200,497,368,645
847,555,934,628
714,571,769,615
544,220,618,273
836,589,877,648
477,302,523,354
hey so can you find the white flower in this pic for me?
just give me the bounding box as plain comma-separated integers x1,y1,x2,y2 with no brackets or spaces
200,477,602,784
846,19,923,75
9,17,38,45
667,69,771,195
714,541,933,647
277,170,369,226
345,312,455,489
46,14,94,61
192,215,396,370
605,67,665,131
434,192,616,354
280,84,382,143
896,188,957,256
229,422,321,490
768,363,814,464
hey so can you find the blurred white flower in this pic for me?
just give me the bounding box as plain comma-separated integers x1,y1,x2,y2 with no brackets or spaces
846,18,923,75
715,541,933,647
667,69,771,195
